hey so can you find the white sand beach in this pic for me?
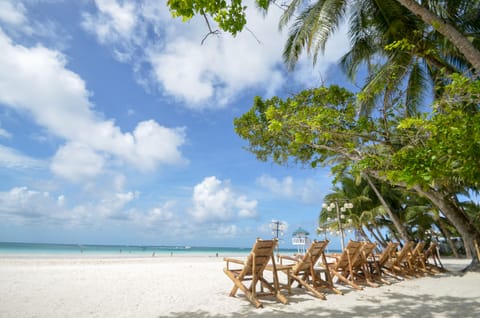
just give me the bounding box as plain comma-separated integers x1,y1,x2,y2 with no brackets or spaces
0,256,479,318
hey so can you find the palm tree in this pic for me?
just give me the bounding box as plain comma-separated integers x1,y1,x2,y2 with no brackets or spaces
319,172,415,246
281,0,478,117
394,0,480,71
280,0,480,73
280,0,480,268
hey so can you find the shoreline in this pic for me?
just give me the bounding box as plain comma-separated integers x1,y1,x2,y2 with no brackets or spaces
0,256,478,317
0,253,471,266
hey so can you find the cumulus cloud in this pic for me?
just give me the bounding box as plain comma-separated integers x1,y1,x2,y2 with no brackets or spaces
0,185,142,226
256,174,324,204
0,29,187,180
81,0,287,109
0,187,63,223
190,176,257,222
50,142,105,182
131,201,176,227
80,0,351,109
0,183,254,241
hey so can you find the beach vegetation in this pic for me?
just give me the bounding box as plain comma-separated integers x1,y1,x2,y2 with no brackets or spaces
169,0,480,270
234,76,480,270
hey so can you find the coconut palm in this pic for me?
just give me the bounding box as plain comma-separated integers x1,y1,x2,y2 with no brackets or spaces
319,172,416,247
282,0,479,117
280,0,480,74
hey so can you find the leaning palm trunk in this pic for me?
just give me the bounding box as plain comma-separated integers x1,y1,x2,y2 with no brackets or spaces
414,186,480,271
373,225,389,247
365,174,411,242
367,224,387,248
436,219,461,258
395,0,480,72
357,226,370,241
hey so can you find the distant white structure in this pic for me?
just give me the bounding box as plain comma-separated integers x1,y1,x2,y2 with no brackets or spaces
292,227,310,254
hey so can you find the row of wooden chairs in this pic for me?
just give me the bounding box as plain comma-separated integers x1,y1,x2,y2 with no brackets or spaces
223,238,446,308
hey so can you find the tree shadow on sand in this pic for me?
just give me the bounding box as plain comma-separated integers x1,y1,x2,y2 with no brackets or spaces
160,291,480,318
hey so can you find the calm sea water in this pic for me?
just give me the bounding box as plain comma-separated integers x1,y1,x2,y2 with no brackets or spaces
0,242,298,257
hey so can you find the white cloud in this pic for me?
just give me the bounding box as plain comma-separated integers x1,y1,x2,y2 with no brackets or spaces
256,174,324,204
0,127,12,138
81,0,137,44
50,142,105,182
0,187,62,222
80,1,351,110
0,144,44,169
213,224,239,238
0,183,254,241
190,176,257,222
257,174,294,197
146,4,288,108
131,201,176,227
57,195,65,206
95,191,139,219
81,0,287,109
0,1,27,27
0,29,187,179
0,185,142,226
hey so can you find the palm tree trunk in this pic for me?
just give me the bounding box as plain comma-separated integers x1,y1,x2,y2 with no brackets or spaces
358,226,369,241
373,226,389,248
366,224,383,246
414,186,480,271
364,174,411,242
396,0,480,72
436,219,461,258
374,225,388,247
370,219,389,247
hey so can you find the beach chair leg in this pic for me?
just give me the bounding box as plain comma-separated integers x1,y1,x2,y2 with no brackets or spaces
224,270,263,308
290,274,326,300
332,270,363,290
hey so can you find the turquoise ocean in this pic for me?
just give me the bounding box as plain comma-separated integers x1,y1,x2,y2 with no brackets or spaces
0,242,299,257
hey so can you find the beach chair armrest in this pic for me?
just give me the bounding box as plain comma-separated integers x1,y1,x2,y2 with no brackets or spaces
324,253,341,262
223,257,245,269
278,255,299,264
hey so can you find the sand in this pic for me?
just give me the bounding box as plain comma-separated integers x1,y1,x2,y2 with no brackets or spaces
0,256,479,317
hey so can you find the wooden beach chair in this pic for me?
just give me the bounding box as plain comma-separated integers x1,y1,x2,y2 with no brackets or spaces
223,238,288,308
324,240,364,290
406,241,428,276
369,242,402,282
420,242,446,273
383,241,415,278
354,241,380,288
278,240,342,299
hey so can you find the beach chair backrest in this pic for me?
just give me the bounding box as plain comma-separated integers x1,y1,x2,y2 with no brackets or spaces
293,240,329,273
377,242,399,266
359,242,377,262
395,241,415,264
334,240,363,270
243,239,277,277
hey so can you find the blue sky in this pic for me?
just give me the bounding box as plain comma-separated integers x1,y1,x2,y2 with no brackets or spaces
0,0,354,249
